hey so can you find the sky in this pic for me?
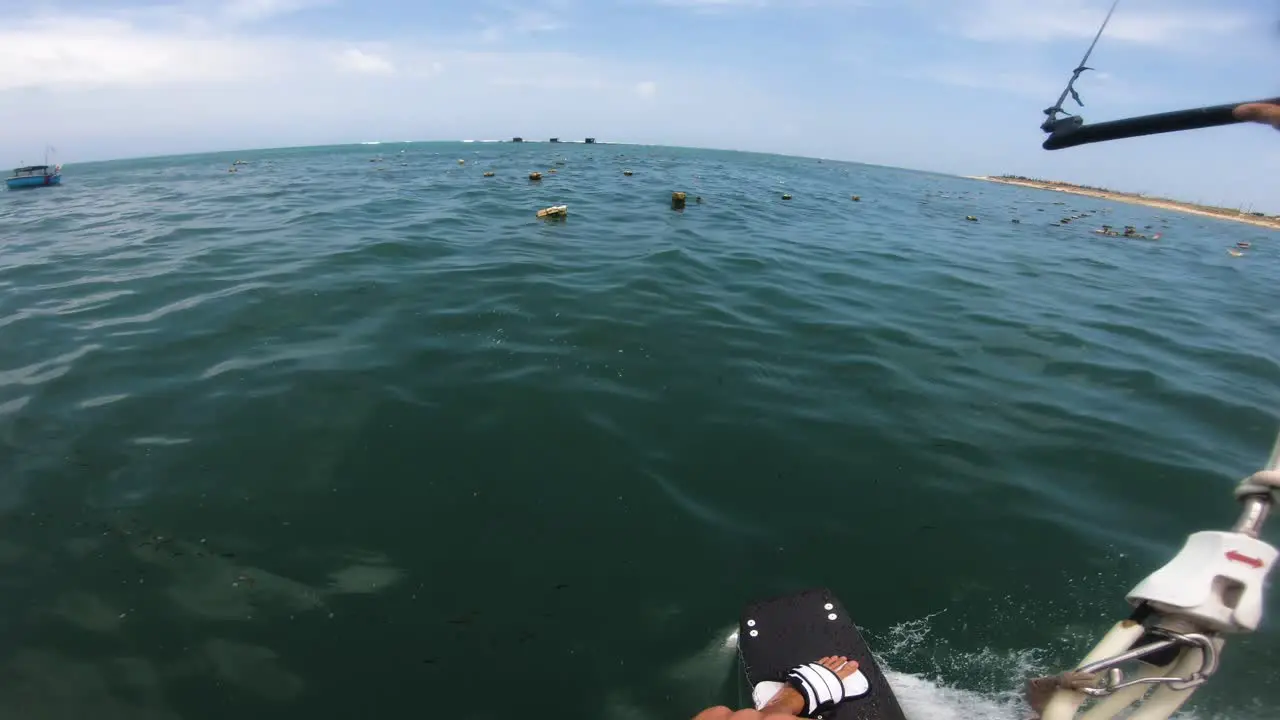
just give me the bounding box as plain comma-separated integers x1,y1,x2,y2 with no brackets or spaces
2,0,1278,211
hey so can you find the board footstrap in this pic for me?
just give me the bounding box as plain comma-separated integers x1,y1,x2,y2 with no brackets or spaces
784,662,870,716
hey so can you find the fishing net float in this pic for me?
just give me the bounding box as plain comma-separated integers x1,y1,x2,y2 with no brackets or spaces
1040,0,1278,150
1033,5,1280,719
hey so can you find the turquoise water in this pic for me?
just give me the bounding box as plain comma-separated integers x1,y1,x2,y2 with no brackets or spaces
1,142,1278,719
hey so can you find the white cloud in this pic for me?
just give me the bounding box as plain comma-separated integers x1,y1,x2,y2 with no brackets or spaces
221,0,333,24
653,0,868,8
336,48,395,75
903,59,1150,107
635,80,658,98
0,17,285,90
947,0,1250,46
476,6,564,43
653,0,769,7
911,66,1058,98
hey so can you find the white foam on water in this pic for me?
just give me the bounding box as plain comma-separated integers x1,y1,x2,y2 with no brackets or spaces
870,613,1268,720
872,612,1035,720
885,669,1022,720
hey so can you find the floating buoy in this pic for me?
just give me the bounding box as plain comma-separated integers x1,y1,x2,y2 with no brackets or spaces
458,159,465,165
851,195,861,202
529,172,543,181
1011,219,1021,224
672,191,687,210
1229,249,1244,257
537,205,568,219
695,196,703,204
623,170,633,176
483,171,495,177
549,169,558,174
782,194,792,201
965,215,978,222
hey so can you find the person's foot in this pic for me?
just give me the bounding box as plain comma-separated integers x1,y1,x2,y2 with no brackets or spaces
759,656,860,717
692,656,863,720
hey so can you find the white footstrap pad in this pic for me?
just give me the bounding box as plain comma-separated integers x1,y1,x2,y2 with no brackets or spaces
788,663,844,715
753,667,871,714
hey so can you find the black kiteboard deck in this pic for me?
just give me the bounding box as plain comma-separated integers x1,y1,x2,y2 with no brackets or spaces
738,588,906,720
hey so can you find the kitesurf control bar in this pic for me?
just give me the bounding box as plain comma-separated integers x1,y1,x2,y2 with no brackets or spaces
1043,98,1280,150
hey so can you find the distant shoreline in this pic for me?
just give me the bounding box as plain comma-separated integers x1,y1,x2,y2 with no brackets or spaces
968,175,1280,231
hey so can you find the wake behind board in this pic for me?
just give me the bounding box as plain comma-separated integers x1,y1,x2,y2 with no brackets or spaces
738,588,906,720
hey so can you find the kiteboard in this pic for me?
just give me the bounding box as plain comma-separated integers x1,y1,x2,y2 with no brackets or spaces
738,588,906,720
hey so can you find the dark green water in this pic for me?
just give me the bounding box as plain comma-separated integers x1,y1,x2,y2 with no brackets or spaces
1,142,1278,719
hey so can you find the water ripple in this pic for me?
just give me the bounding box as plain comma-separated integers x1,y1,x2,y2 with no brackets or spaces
0,142,1277,719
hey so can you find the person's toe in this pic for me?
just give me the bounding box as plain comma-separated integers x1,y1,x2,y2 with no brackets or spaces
836,659,860,679
818,656,844,671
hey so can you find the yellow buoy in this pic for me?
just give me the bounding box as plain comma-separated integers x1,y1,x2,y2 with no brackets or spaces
537,205,568,219
529,172,543,181
483,171,495,177
672,191,687,210
782,194,792,200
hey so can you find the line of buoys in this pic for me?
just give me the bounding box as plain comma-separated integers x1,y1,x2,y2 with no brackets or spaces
431,159,877,220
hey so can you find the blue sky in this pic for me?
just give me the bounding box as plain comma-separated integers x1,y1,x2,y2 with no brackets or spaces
2,0,1278,210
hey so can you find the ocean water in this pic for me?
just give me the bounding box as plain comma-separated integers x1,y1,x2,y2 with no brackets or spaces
1,142,1278,720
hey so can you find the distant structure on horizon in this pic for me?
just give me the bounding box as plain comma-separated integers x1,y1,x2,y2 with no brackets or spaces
549,138,560,143
584,138,596,144
512,137,524,143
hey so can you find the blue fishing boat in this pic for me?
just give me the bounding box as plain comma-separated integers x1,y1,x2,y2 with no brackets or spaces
6,164,62,190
